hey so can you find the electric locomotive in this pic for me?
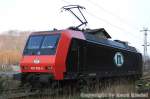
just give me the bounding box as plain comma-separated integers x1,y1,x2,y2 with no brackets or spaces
19,5,143,86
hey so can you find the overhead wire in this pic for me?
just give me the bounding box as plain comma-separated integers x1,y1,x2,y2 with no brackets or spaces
86,0,144,40
61,0,71,5
85,10,143,40
86,0,140,31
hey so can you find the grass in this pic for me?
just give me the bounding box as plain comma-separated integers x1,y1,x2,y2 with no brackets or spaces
0,75,20,93
0,30,30,71
0,31,28,94
0,76,139,99
0,50,21,65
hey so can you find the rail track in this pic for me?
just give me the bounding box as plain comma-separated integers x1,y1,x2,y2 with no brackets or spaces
136,71,150,93
0,72,145,99
0,86,63,99
0,88,37,99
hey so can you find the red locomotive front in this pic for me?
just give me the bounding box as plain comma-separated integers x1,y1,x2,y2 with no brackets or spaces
19,30,85,84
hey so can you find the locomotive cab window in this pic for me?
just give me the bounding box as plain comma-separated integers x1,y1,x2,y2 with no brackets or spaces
24,34,60,55
27,36,43,49
41,35,58,49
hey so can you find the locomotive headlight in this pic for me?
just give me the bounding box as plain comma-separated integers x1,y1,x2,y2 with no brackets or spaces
46,66,52,70
22,66,29,70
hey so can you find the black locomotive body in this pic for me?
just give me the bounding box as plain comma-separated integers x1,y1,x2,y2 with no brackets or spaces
65,28,142,79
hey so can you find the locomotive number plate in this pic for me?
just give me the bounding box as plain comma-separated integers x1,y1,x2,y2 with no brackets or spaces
30,66,44,70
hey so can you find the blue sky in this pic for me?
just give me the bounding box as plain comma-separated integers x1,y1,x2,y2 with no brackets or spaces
0,0,150,55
